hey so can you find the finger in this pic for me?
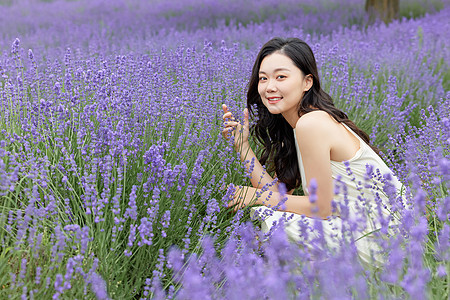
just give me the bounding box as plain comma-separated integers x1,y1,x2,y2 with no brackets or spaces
222,128,235,140
232,194,242,208
228,201,240,212
222,104,228,114
235,198,243,211
222,128,234,136
222,112,233,121
243,108,249,128
227,200,236,212
222,125,236,132
223,121,239,127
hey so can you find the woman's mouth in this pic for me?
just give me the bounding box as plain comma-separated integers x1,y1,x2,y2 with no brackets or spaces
267,97,283,104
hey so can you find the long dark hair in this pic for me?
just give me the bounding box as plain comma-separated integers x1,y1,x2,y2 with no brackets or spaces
247,37,377,191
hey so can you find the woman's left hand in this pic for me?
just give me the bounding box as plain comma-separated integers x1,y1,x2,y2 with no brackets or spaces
227,185,258,212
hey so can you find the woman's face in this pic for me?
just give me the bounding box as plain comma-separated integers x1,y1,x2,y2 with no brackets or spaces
257,52,311,120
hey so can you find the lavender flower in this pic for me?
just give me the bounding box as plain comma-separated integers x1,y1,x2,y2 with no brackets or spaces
0,1,448,299
89,272,109,300
11,38,20,54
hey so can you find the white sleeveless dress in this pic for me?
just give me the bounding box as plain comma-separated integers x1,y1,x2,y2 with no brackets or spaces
249,124,405,265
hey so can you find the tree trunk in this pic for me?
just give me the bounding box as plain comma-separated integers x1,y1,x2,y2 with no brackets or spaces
365,0,399,24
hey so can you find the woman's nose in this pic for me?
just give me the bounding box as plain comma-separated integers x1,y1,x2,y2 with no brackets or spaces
266,80,277,92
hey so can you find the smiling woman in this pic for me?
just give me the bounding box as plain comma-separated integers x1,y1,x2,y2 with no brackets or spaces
221,37,407,265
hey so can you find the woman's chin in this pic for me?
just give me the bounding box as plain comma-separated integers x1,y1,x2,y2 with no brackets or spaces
266,107,283,115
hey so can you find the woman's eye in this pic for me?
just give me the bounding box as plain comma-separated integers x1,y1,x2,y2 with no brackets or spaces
259,77,267,81
277,75,286,79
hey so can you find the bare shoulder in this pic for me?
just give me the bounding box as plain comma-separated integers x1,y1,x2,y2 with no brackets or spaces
295,110,336,136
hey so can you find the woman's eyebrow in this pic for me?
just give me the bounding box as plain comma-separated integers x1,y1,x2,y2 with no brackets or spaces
259,67,291,74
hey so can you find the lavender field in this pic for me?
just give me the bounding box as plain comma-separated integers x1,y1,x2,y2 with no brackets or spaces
0,0,449,299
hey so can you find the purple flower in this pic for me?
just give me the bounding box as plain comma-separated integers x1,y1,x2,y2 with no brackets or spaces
54,274,64,294
35,267,42,285
124,185,138,221
161,210,171,229
89,273,109,300
436,265,447,277
1,2,449,298
11,38,20,54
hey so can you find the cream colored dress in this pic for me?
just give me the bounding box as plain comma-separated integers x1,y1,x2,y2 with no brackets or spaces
250,124,405,265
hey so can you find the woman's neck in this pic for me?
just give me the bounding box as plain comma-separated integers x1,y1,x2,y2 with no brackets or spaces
282,112,300,129
283,107,319,128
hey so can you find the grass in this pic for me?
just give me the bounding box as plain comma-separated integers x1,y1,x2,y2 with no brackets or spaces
0,1,449,298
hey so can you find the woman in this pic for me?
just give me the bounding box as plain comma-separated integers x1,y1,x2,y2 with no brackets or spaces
222,37,404,264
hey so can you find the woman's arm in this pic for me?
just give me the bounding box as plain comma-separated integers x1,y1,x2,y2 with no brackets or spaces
230,185,322,218
294,111,335,218
222,104,281,191
229,111,336,219
238,142,279,190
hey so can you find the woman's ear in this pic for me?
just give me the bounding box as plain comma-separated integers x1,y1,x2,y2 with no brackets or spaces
304,74,313,92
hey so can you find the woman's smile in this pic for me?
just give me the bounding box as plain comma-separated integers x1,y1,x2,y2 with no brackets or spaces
267,96,283,104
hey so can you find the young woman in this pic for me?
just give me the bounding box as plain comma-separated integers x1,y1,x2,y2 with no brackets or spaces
222,37,404,264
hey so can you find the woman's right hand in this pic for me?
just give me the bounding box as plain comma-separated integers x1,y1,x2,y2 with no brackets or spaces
222,104,250,152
